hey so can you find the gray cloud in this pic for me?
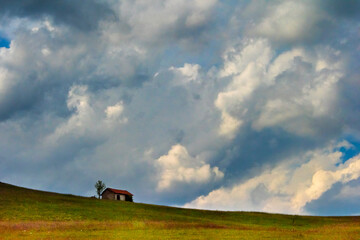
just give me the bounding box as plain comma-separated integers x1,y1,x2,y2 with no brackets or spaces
320,0,360,19
0,0,115,31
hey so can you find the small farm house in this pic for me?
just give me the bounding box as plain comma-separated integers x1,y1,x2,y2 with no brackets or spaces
101,188,133,202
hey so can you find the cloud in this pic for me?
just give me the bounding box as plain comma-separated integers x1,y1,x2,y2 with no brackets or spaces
231,0,360,47
169,63,201,84
319,0,360,19
215,39,273,138
0,0,114,31
0,0,360,215
251,1,325,44
215,38,345,138
44,84,130,146
156,144,224,191
184,141,360,214
105,102,127,122
292,157,360,211
103,0,218,47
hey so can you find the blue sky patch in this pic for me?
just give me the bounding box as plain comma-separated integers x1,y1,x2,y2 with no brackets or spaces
0,37,10,48
339,138,360,165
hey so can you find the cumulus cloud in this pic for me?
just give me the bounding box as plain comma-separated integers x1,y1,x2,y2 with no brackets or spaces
251,1,325,44
103,0,218,46
215,38,345,138
57,85,94,136
185,141,360,214
105,102,126,122
169,63,201,85
43,85,128,154
215,39,273,138
156,144,223,191
0,0,360,215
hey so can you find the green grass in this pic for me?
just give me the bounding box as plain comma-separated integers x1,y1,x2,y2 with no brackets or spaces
0,182,359,239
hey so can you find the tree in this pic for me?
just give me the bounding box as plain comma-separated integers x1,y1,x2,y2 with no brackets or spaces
95,180,106,199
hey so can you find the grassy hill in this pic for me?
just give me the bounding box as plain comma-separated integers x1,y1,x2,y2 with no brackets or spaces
0,182,359,239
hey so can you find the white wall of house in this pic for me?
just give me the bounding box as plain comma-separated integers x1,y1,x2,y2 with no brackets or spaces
114,194,126,201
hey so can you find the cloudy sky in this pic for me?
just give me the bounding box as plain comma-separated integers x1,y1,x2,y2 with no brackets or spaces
0,0,360,216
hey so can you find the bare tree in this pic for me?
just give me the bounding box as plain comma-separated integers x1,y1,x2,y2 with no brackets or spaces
95,180,106,199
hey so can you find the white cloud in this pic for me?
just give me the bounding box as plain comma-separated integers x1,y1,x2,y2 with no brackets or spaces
156,144,224,191
105,102,126,121
46,85,127,144
0,0,359,214
184,141,360,214
215,39,273,138
0,67,13,96
169,63,201,84
251,1,325,43
217,112,241,139
266,48,307,80
219,39,273,78
253,48,343,135
46,85,95,141
215,38,345,138
41,48,51,56
106,0,218,44
292,157,360,211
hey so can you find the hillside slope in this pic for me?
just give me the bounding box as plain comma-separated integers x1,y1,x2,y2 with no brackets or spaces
0,182,359,240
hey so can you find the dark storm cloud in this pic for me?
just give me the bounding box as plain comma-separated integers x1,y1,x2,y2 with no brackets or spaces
0,0,115,31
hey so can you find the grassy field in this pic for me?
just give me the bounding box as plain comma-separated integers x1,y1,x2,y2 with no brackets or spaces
0,182,359,239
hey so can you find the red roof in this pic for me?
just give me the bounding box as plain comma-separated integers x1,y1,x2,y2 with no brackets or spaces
105,188,133,196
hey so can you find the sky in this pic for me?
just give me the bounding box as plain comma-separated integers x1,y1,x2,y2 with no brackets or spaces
0,0,360,216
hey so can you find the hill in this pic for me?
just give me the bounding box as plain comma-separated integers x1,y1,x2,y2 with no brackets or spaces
0,182,359,239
